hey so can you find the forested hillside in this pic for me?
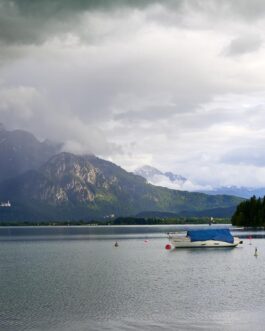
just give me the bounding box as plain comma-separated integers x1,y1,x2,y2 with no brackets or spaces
231,196,265,227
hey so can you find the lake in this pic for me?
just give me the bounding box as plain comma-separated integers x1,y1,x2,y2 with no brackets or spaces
0,225,265,331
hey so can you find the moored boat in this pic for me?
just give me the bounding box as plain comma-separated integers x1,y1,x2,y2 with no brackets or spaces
169,228,242,248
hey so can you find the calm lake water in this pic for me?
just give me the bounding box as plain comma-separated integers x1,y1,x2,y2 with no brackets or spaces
1,225,265,331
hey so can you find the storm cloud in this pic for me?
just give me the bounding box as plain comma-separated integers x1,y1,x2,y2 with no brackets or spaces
1,0,265,188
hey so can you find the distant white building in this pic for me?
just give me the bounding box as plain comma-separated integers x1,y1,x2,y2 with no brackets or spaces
0,201,11,207
103,214,115,219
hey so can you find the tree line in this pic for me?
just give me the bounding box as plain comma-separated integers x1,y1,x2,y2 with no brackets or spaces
231,196,265,227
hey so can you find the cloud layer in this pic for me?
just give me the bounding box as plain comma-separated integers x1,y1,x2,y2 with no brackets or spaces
1,0,265,187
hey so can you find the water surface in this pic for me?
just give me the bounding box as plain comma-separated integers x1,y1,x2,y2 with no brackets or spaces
0,225,264,330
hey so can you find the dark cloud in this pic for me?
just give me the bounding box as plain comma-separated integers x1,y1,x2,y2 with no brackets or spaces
227,0,265,20
225,35,262,56
184,0,265,21
2,0,265,46
0,0,166,45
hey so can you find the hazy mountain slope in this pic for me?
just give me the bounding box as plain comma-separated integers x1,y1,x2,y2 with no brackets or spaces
136,165,265,199
135,165,187,184
0,125,60,182
0,152,243,222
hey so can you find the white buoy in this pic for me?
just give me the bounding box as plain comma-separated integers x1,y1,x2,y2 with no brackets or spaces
254,247,258,257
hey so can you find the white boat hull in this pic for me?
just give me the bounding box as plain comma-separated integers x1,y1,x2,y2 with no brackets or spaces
170,236,241,248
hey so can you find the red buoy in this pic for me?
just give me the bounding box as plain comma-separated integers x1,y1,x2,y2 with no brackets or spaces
165,244,171,250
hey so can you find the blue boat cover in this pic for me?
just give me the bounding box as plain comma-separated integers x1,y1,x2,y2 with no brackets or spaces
187,229,234,243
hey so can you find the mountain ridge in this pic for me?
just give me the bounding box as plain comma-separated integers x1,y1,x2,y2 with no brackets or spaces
0,124,61,183
0,152,243,222
135,164,265,198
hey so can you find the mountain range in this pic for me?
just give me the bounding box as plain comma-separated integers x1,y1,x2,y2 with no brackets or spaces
0,125,243,222
201,187,265,199
134,165,187,187
135,165,265,199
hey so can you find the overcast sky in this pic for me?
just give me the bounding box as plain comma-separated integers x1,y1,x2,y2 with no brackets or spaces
1,0,265,188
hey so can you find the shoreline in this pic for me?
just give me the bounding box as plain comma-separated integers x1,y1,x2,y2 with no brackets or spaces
0,224,263,231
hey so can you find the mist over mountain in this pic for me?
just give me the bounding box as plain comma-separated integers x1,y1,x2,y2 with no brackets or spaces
1,0,265,195
0,151,242,222
0,124,61,183
135,165,186,183
136,165,265,199
134,165,210,192
0,127,243,222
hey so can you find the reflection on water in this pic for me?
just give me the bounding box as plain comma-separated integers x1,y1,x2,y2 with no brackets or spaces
0,225,265,330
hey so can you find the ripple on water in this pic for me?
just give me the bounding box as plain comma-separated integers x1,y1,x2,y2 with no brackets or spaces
1,228,265,330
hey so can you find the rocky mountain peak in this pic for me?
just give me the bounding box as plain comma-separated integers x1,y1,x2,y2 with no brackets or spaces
135,165,187,185
0,128,243,222
41,152,101,186
135,165,163,178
